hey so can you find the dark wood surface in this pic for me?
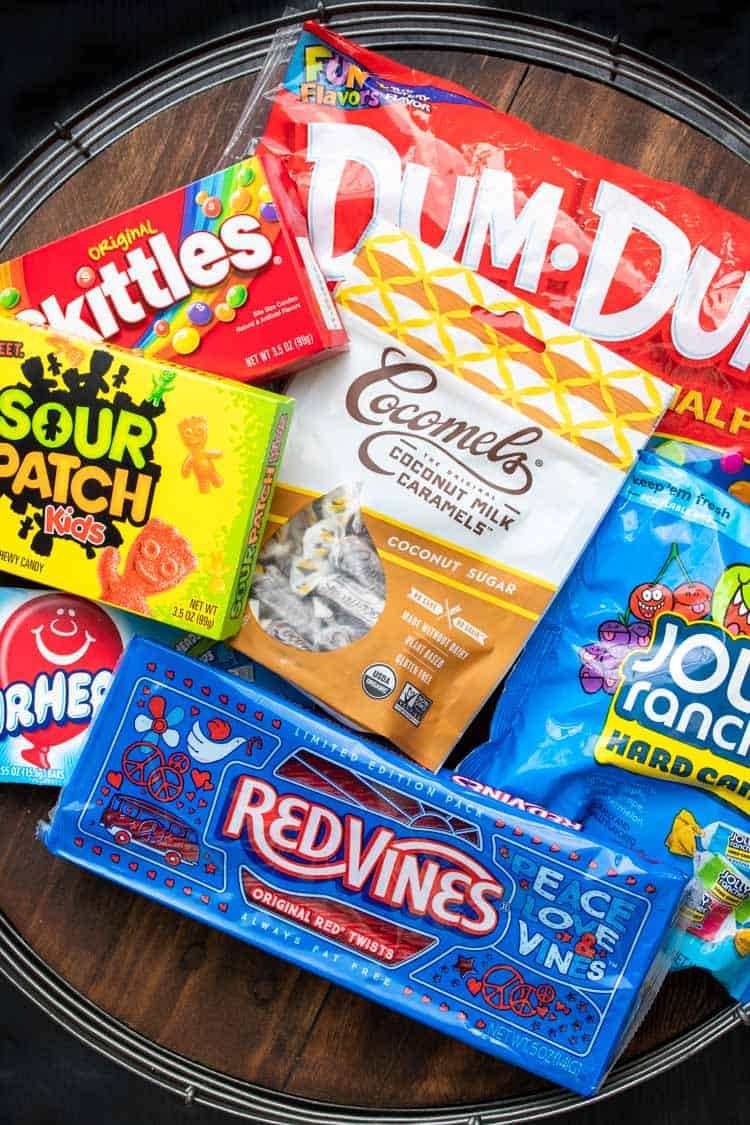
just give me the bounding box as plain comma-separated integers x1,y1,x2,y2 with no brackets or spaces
0,49,747,1110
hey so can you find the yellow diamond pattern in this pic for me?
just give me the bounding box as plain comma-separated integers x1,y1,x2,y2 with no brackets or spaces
336,230,672,471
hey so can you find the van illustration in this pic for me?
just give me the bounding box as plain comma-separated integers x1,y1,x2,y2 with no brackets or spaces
101,794,199,866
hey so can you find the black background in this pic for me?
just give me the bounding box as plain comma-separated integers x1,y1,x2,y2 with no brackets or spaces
1,2,750,1123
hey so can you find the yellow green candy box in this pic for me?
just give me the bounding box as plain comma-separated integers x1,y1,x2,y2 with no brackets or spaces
0,321,292,639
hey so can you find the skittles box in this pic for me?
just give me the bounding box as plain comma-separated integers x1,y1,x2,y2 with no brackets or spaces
0,158,346,383
0,320,293,639
43,637,686,1095
0,585,260,787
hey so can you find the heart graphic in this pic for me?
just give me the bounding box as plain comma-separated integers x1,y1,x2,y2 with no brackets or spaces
165,878,175,887
106,771,123,789
183,887,192,896
457,1011,467,1021
101,786,110,796
143,686,150,694
219,694,228,704
166,670,175,679
74,837,83,847
532,836,541,845
218,903,228,912
237,703,246,713
186,791,195,801
176,801,184,809
200,894,209,904
191,707,199,715
110,854,120,863
513,827,523,837
550,843,560,852
207,717,231,741
475,1019,486,1029
607,868,617,877
129,862,138,872
439,1002,448,1012
646,883,655,893
569,852,580,861
254,711,263,721
626,876,637,885
272,719,281,729
201,686,210,696
466,978,482,996
421,995,430,1004
191,768,212,791
198,799,207,808
147,870,156,880
146,663,156,672
183,678,193,688
92,846,102,855
588,860,598,870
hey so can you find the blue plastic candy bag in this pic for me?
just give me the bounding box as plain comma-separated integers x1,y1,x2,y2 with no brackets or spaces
460,451,750,1001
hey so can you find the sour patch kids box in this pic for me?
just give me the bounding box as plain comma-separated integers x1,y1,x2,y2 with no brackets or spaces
0,321,292,638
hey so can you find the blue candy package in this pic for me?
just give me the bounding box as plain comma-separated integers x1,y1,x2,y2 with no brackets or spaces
0,585,305,787
42,636,686,1096
460,451,750,1001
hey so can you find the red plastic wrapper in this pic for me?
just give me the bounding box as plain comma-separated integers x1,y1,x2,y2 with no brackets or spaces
259,22,750,496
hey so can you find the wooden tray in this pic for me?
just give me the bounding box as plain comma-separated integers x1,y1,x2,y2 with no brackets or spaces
0,5,749,1120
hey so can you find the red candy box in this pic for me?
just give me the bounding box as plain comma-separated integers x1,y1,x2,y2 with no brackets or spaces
0,156,346,383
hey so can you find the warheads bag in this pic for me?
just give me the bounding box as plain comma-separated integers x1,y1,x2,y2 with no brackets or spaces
254,22,750,494
460,452,750,1002
232,229,671,770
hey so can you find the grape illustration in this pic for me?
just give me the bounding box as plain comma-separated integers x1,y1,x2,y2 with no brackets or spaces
576,543,713,697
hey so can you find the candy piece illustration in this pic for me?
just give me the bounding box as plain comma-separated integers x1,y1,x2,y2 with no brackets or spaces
0,592,122,769
729,480,750,506
147,367,176,405
735,929,750,956
98,519,197,615
712,563,750,636
665,809,703,857
178,416,223,493
0,287,20,309
628,581,673,622
672,581,712,621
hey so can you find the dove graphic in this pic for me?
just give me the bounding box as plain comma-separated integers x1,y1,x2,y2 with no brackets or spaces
187,717,247,763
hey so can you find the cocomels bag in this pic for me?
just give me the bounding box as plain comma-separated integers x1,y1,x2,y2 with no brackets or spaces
260,22,750,494
460,452,750,1001
232,228,671,770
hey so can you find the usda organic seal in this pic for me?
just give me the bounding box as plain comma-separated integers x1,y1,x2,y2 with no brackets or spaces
362,663,396,700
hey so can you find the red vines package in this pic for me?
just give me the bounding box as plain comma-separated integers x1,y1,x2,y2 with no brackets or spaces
261,22,750,493
43,637,685,1096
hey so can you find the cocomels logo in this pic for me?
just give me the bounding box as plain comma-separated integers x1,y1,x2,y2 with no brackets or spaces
345,346,541,502
222,773,505,935
0,592,123,770
595,614,750,814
